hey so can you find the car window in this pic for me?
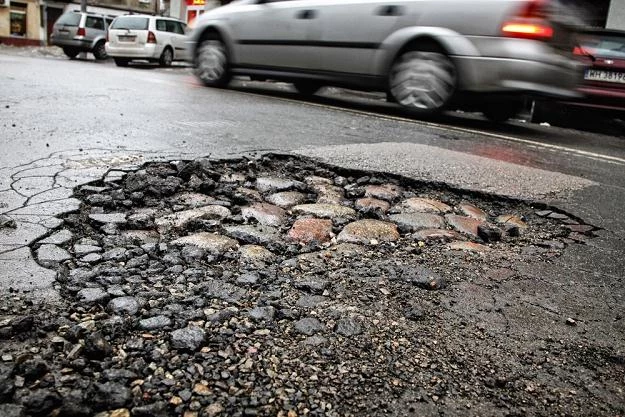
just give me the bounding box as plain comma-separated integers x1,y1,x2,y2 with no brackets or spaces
156,19,167,32
179,22,187,34
110,16,149,30
579,33,625,59
165,20,184,34
105,18,113,27
56,13,81,27
86,16,104,30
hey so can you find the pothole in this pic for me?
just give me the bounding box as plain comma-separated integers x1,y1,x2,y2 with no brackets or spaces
3,154,601,416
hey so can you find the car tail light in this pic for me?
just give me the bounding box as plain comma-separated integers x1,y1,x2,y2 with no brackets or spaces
147,31,156,44
502,22,553,39
502,0,553,40
76,27,86,37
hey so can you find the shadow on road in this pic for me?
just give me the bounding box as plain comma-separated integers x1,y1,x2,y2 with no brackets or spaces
227,82,539,136
224,80,625,145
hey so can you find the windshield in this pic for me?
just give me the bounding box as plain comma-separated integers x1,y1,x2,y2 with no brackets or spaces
110,17,149,30
56,13,81,27
578,33,625,59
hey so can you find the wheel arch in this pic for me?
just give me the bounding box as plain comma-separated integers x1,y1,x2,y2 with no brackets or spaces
162,44,174,58
90,36,107,50
375,27,481,90
191,23,235,63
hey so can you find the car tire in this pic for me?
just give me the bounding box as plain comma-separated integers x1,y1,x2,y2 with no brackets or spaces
114,58,129,67
194,34,231,87
63,47,79,59
482,101,523,123
159,47,173,67
92,41,108,60
389,46,456,115
293,81,322,96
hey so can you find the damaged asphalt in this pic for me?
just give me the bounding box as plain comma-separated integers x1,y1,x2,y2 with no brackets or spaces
1,52,625,416
0,154,623,416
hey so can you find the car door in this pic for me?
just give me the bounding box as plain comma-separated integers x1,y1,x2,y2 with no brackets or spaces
227,0,319,70
85,15,105,43
167,21,188,60
305,0,412,75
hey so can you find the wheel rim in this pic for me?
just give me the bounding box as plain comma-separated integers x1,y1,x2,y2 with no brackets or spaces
195,39,227,82
390,51,456,111
163,49,172,66
96,44,106,58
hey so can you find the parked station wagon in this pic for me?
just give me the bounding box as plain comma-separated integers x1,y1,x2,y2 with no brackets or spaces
51,11,113,60
106,15,189,67
188,0,585,121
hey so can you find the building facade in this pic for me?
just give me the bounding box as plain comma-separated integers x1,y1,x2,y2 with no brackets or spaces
607,0,625,29
1,0,624,47
0,0,44,45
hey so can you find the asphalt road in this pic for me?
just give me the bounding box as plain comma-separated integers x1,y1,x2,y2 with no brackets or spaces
1,50,625,415
0,51,624,283
3,53,625,215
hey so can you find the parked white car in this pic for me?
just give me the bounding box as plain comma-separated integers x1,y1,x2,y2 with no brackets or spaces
106,15,188,67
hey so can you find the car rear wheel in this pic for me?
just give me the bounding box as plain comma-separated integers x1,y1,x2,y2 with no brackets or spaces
389,48,456,115
92,41,108,60
63,47,79,59
194,35,230,87
293,81,322,96
159,47,173,67
114,58,129,67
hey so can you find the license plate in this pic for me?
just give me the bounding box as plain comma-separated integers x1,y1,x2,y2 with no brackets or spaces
118,35,136,42
584,69,625,84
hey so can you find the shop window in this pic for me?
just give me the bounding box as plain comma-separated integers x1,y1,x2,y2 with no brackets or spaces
10,3,27,37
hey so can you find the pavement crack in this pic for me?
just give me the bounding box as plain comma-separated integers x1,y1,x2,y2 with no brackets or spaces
525,301,560,316
22,186,66,207
0,245,27,256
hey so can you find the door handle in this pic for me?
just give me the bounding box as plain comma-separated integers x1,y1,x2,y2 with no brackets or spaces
296,9,317,19
375,5,404,16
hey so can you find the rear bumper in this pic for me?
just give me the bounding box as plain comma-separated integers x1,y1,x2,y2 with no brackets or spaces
51,37,92,50
454,55,585,99
105,43,161,59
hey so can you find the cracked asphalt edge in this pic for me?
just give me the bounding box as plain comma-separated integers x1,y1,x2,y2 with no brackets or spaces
0,143,598,300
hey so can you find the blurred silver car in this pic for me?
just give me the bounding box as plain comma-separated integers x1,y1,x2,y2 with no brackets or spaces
188,0,585,121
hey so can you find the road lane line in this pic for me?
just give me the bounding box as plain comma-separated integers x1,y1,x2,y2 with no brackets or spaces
223,88,625,167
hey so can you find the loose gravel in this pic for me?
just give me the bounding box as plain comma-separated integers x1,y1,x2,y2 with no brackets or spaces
1,154,622,417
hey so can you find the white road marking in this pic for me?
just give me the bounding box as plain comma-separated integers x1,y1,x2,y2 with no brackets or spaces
225,88,625,167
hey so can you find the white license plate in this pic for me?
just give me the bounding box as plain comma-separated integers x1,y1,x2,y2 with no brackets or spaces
118,35,136,42
584,69,625,84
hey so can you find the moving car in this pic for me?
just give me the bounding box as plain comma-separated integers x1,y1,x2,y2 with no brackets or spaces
50,11,112,60
532,28,625,123
105,15,189,67
187,0,584,121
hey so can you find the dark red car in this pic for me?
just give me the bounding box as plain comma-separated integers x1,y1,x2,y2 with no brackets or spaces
532,29,625,123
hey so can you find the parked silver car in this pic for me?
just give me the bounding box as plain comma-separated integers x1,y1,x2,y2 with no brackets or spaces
51,11,113,60
188,0,584,121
